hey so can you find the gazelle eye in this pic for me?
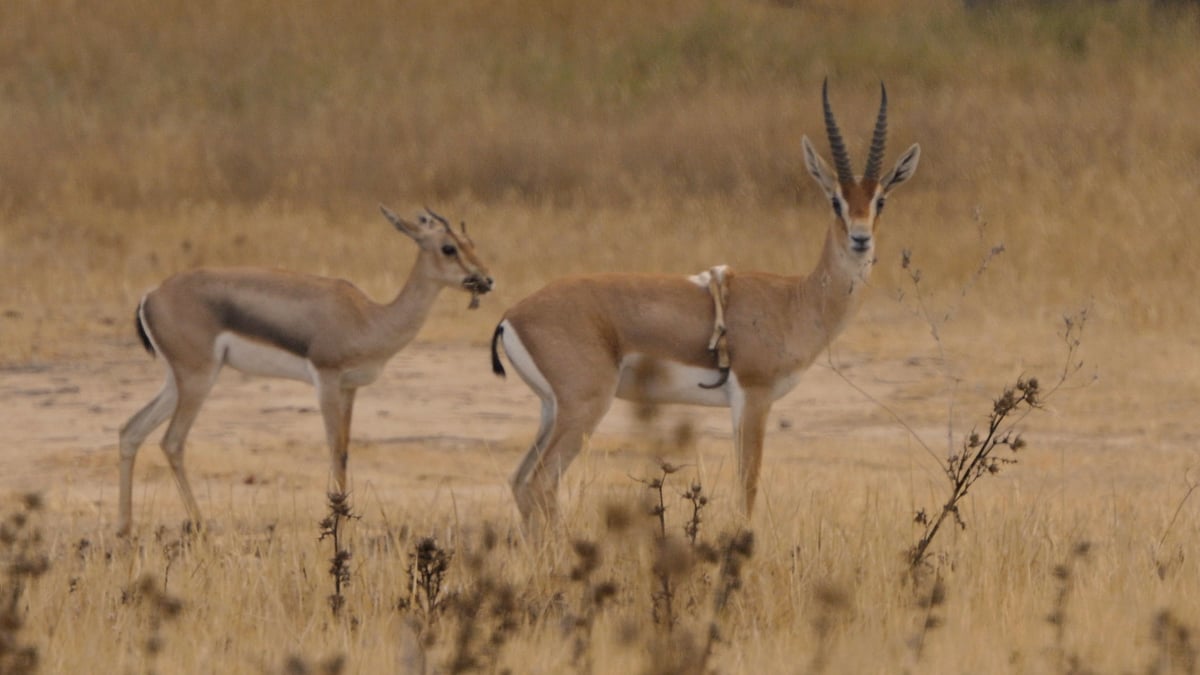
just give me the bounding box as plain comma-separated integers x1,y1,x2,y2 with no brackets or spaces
876,197,886,214
441,244,458,256
831,198,843,217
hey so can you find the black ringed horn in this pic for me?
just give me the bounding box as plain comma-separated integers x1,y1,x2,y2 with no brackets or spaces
863,82,888,183
823,78,855,185
423,205,452,231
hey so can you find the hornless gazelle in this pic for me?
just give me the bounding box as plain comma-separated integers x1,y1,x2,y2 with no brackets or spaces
491,81,920,526
116,206,493,535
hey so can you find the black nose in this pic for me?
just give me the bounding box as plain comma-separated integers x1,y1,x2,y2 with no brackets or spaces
851,235,872,252
468,275,494,293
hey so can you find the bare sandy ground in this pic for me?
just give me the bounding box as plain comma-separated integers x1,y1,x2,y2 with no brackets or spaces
3,321,1197,536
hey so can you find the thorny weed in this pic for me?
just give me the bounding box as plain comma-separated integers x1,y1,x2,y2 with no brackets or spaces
637,461,719,631
908,375,1038,569
905,574,947,671
632,463,751,674
125,574,184,675
565,538,618,675
1045,542,1094,675
1037,542,1200,675
892,227,1091,573
1155,468,1200,580
394,526,524,675
807,583,852,675
281,654,346,675
1147,609,1199,675
153,520,198,596
0,494,48,675
692,529,755,675
318,491,358,617
637,461,685,630
404,535,453,624
442,524,520,675
683,480,708,548
897,207,1006,362
909,309,1088,572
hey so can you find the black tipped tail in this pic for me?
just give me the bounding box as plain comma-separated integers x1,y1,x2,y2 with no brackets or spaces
490,323,506,377
135,302,155,356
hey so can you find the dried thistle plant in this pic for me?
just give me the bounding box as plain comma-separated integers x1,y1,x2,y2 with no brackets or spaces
0,494,48,675
682,480,708,547
697,529,755,672
1045,541,1093,675
636,461,688,630
807,583,851,675
637,461,683,539
906,575,947,668
908,376,1040,569
127,573,184,675
908,309,1089,572
564,537,617,675
281,653,346,675
1146,609,1198,675
318,491,359,617
406,536,452,623
443,527,519,675
155,520,196,595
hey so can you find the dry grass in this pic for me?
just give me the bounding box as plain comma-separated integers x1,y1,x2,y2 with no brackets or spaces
3,1,1200,673
9,446,1200,674
2,0,1199,361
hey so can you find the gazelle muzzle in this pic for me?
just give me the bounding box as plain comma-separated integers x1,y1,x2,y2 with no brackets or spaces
463,273,494,309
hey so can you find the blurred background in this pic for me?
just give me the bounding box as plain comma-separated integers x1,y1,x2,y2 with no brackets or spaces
1,0,1197,365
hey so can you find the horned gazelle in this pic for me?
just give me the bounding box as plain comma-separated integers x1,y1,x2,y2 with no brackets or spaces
116,206,493,535
491,81,920,526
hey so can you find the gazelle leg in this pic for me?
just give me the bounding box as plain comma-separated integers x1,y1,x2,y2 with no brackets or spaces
158,365,220,529
513,389,614,528
730,386,772,516
511,397,556,497
117,373,179,536
317,374,355,493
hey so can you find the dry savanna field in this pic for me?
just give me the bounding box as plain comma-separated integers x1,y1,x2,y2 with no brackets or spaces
2,1,1200,673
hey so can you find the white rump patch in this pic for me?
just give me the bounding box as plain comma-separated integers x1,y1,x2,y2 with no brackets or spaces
499,320,555,404
215,332,315,383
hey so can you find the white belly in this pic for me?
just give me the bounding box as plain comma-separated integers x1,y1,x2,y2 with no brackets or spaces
215,332,314,383
615,354,731,407
615,354,806,407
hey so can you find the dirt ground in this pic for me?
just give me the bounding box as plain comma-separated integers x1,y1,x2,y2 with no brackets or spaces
3,311,1198,536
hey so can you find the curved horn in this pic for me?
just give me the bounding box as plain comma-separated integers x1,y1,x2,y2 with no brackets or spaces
863,82,888,183
823,78,855,185
423,205,452,232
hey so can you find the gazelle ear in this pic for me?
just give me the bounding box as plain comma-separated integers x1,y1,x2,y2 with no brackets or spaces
802,135,839,201
880,143,920,195
379,204,421,240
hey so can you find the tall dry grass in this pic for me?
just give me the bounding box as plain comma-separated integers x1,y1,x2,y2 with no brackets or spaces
11,440,1200,674
1,0,1198,362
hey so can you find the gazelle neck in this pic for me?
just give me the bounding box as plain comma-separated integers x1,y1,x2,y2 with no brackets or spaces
796,224,874,343
377,259,444,350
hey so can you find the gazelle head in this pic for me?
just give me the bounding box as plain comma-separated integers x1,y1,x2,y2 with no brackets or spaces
802,79,921,263
379,204,495,308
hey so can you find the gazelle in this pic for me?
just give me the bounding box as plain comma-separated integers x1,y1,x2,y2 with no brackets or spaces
116,206,493,535
491,81,920,526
